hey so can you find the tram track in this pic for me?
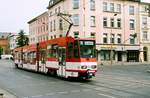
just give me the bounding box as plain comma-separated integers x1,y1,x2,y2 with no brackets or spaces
67,73,150,98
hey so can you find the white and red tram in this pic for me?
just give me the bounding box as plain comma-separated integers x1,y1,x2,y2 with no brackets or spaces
14,37,97,79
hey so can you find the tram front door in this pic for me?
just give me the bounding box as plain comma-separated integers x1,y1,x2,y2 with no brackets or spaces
58,47,66,77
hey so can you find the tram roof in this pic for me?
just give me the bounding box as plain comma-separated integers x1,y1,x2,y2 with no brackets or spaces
47,36,74,46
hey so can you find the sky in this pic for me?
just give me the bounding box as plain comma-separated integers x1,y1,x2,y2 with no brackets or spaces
141,0,150,3
0,0,49,33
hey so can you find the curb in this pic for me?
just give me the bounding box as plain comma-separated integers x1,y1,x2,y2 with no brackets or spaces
0,88,17,98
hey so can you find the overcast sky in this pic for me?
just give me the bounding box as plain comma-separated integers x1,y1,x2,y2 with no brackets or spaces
141,0,150,3
0,0,49,33
0,0,149,34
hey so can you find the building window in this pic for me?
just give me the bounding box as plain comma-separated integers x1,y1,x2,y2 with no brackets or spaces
116,4,121,13
130,34,135,44
117,34,121,43
141,5,148,12
91,32,95,38
59,34,62,37
90,16,96,27
143,31,148,41
110,18,114,27
142,17,147,26
73,0,79,9
100,50,115,60
129,6,134,15
46,25,48,31
54,35,56,38
50,21,52,32
130,19,135,30
53,20,56,31
103,2,107,11
110,34,114,43
55,8,58,14
103,33,108,43
110,3,114,12
58,7,61,13
49,12,52,17
90,0,95,11
74,31,79,38
117,18,121,28
72,14,79,26
59,19,63,30
103,17,107,27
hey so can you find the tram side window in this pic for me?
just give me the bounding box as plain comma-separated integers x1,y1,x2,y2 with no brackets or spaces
29,52,36,64
18,52,21,61
47,45,57,58
41,49,46,64
68,42,74,58
23,53,28,64
47,47,52,58
74,40,79,58
27,53,30,63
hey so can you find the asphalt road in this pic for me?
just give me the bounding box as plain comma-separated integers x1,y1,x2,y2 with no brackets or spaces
0,60,150,98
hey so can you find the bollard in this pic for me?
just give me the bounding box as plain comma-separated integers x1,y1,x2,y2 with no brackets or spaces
0,93,3,98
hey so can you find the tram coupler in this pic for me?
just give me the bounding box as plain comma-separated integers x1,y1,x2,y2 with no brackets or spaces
86,70,95,79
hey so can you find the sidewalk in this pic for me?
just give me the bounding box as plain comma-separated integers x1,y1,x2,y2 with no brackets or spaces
98,62,150,66
0,88,17,98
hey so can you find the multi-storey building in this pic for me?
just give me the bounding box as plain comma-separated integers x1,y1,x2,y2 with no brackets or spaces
0,32,11,54
139,1,150,62
47,0,141,64
28,12,49,44
8,34,18,50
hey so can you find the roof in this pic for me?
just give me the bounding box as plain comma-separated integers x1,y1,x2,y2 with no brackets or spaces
28,11,48,24
47,0,63,9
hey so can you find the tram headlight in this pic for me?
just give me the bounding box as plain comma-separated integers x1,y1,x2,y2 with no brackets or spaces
81,66,87,69
91,65,97,69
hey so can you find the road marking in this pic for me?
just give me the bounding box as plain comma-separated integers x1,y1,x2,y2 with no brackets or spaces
31,95,43,98
70,90,80,93
82,89,92,92
58,91,68,94
98,93,116,98
46,92,55,96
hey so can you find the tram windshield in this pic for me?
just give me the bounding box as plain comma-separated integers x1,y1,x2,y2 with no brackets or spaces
80,40,96,58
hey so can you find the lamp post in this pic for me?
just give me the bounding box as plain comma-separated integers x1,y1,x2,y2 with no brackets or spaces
110,13,117,65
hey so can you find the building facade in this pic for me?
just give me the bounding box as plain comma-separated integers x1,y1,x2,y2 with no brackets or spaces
9,34,18,51
0,32,11,55
47,0,141,64
28,12,49,44
139,2,150,62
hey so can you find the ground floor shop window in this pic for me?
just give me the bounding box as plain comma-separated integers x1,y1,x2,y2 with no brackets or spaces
127,50,139,62
143,47,148,61
100,50,115,61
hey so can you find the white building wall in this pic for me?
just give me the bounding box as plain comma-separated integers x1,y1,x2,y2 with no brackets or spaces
47,0,141,64
139,3,150,62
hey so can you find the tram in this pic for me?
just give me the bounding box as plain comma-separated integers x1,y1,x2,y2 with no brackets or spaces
14,37,97,79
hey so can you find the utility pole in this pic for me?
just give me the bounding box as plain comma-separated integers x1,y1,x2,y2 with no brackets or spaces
83,0,85,37
110,14,117,65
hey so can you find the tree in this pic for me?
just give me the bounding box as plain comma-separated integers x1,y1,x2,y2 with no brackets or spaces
16,30,29,47
0,47,3,55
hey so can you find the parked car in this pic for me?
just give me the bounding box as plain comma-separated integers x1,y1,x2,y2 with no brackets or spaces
1,55,13,60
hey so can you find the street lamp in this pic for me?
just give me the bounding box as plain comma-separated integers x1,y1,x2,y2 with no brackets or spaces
110,13,117,65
